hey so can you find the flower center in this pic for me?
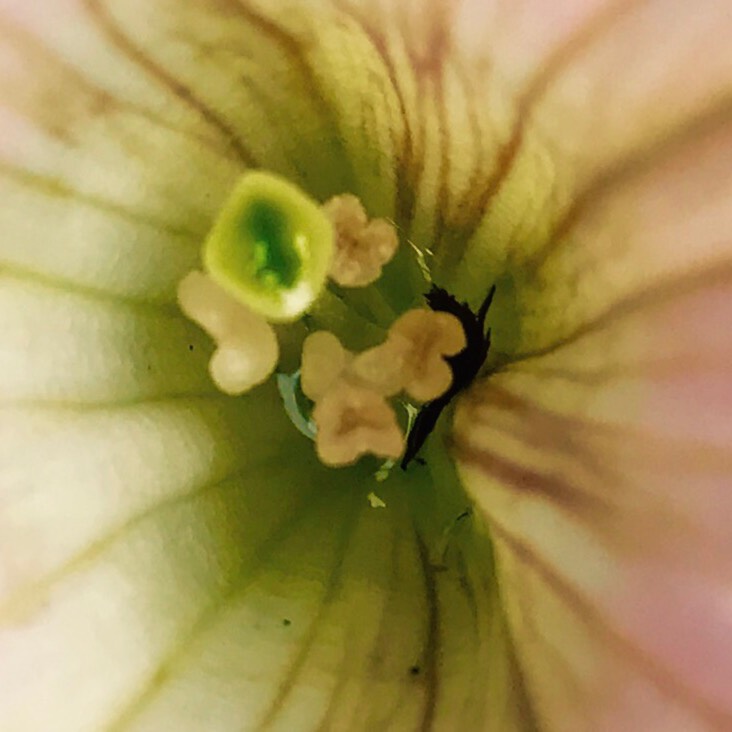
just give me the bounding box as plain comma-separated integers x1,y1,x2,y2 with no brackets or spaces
177,171,495,474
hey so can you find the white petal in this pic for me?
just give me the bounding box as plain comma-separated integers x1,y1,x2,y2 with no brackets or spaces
0,2,533,730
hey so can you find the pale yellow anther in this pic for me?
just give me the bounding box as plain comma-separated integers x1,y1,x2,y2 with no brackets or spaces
178,270,266,341
313,383,405,466
353,309,466,403
300,331,353,401
392,309,466,401
348,344,405,397
207,334,278,395
323,194,399,287
177,270,279,395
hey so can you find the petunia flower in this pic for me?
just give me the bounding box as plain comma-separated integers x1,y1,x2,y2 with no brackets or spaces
1,1,731,730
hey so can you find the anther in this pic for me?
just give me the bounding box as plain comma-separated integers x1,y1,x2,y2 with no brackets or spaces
323,194,399,287
313,382,405,466
177,270,278,395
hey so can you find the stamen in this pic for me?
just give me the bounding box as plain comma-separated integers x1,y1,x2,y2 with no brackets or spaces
313,383,405,466
347,344,405,397
323,194,399,287
208,336,278,395
352,309,466,403
298,310,466,467
300,330,353,401
178,270,268,340
401,283,497,469
177,170,490,471
177,270,278,395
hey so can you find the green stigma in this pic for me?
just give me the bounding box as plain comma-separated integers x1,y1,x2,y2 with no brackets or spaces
203,171,334,322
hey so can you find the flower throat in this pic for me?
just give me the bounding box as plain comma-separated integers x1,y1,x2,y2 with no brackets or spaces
177,171,495,474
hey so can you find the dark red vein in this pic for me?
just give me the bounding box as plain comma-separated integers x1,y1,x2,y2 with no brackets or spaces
84,0,258,167
414,529,441,732
489,520,732,730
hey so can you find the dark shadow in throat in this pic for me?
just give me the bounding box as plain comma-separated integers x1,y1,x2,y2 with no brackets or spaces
401,283,496,469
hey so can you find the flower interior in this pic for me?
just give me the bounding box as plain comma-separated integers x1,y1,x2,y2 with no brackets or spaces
180,171,489,476
3,2,730,730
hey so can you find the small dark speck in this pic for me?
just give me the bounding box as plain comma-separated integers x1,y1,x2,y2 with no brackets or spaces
455,508,472,523
409,665,421,676
188,344,194,351
282,618,291,627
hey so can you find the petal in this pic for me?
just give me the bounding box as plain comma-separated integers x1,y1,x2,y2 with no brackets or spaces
10,0,730,729
452,0,732,724
456,266,732,730
0,1,533,729
0,375,525,730
445,0,732,355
